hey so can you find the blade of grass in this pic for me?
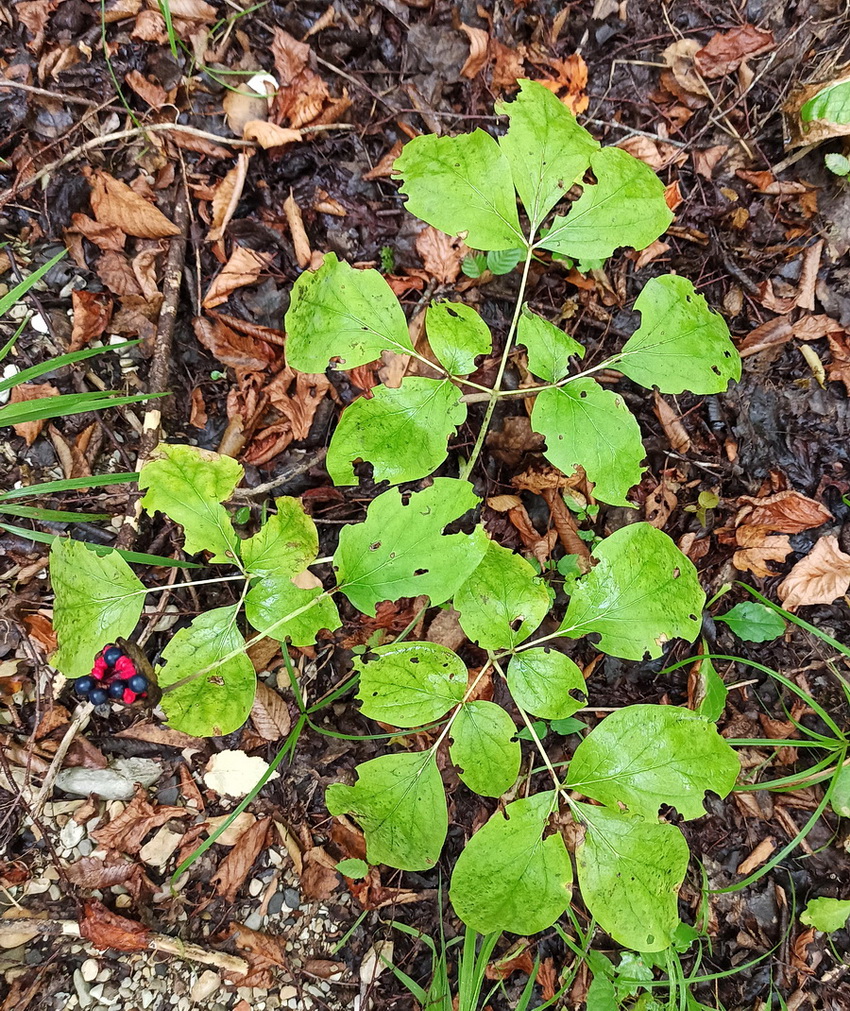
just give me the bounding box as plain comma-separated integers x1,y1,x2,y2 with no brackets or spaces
739,583,850,661
0,472,139,502
0,522,201,568
0,391,164,427
0,340,141,393
0,504,110,522
0,315,31,364
0,249,66,318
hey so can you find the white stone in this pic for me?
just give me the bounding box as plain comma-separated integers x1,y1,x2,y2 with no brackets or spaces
60,820,85,849
190,970,221,1002
278,987,297,1000
80,959,99,983
248,878,263,897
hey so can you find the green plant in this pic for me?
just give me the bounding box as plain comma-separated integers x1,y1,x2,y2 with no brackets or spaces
49,81,744,954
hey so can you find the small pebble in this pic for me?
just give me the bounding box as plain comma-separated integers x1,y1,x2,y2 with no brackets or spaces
190,970,221,1002
60,821,85,849
244,912,263,931
278,987,297,1000
73,969,93,1009
248,878,263,897
266,892,284,916
81,959,98,983
78,839,94,857
283,888,300,910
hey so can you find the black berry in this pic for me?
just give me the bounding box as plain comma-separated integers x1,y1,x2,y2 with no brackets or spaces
108,680,127,699
103,645,124,666
128,674,148,694
89,688,108,706
74,676,94,696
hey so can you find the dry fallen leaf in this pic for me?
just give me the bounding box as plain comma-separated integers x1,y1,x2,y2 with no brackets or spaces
70,289,113,351
193,315,279,371
695,25,775,79
736,490,832,534
79,899,150,952
210,817,270,902
91,789,189,855
732,525,793,578
202,246,274,309
250,682,292,741
283,191,312,268
653,391,690,452
783,71,850,149
362,140,405,181
88,169,179,239
778,536,850,611
460,23,490,79
10,382,59,445
827,333,850,393
242,121,302,150
208,155,250,244
415,226,467,284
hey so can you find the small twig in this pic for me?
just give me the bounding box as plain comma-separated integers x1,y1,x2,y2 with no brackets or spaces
582,117,689,149
26,702,94,822
0,78,121,111
230,447,328,501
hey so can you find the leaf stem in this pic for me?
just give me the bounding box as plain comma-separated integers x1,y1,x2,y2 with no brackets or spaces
125,573,247,598
459,355,623,405
428,661,493,757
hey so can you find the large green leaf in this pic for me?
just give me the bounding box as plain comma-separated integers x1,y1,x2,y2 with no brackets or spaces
449,700,520,797
245,572,340,647
531,379,644,506
241,497,318,577
801,80,850,124
395,131,524,251
560,523,704,660
567,705,740,820
615,276,740,394
574,802,689,952
425,301,492,376
453,539,550,649
326,751,447,870
51,539,145,679
284,252,413,373
496,79,599,229
537,147,672,264
334,479,488,615
139,444,241,564
450,792,572,934
517,306,584,383
356,641,467,727
157,605,256,737
507,647,587,720
327,378,466,486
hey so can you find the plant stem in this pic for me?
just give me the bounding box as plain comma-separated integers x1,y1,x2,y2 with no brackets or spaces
429,662,493,756
125,573,246,598
459,355,623,405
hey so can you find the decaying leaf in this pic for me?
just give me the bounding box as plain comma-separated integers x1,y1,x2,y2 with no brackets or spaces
415,226,467,284
10,383,60,445
460,23,490,79
736,491,831,534
210,817,271,902
202,246,274,309
79,899,150,952
193,316,279,371
243,121,303,150
208,155,250,244
88,169,179,239
91,790,189,855
778,536,850,611
695,25,775,78
653,391,690,452
69,289,113,351
250,682,292,741
732,525,793,578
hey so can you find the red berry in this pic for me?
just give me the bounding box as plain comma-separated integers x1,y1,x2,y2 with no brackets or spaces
114,656,136,678
91,657,109,680
122,688,136,705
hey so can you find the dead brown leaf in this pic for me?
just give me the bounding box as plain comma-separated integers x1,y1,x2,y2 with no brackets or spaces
784,72,850,148
618,135,688,170
208,155,250,244
88,170,179,239
242,121,302,149
193,315,279,370
732,525,793,578
250,682,292,741
91,790,189,855
69,290,113,351
485,943,535,980
736,490,831,534
661,39,710,99
645,478,678,529
202,246,274,309
270,28,349,128
363,140,405,181
210,817,270,902
64,856,154,899
283,191,311,268
491,39,526,91
222,922,289,987
10,383,59,445
736,836,776,876
778,535,850,611
415,226,467,284
301,845,341,900
460,23,490,79
189,387,208,428
426,606,466,652
79,899,150,952
692,145,728,178
67,212,126,251
48,424,92,479
534,53,588,114
695,25,775,78
124,69,169,110
827,333,850,393
653,391,690,452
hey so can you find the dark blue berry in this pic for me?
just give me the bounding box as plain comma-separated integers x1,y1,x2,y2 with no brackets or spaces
108,680,127,699
74,676,94,696
128,674,148,694
89,688,108,706
103,646,124,666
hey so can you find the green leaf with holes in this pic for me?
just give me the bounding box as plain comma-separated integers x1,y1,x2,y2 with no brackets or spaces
537,147,672,265
156,605,256,737
139,443,242,563
567,705,739,820
507,647,587,720
395,131,525,251
241,497,318,577
574,802,689,952
326,751,447,870
450,792,572,934
496,79,599,229
449,700,520,797
454,539,550,649
559,523,704,659
356,641,467,727
426,301,492,376
517,305,585,383
245,571,340,648
51,538,146,679
334,478,488,615
327,378,466,486
531,378,645,506
284,252,413,372
615,275,741,394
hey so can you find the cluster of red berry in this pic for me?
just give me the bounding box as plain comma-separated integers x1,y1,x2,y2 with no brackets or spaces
74,644,149,707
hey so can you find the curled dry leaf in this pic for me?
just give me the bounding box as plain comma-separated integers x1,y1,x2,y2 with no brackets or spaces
783,71,850,149
202,246,274,309
79,899,150,952
460,23,490,79
243,121,302,150
695,25,775,78
208,155,250,244
778,535,850,611
124,69,169,110
250,682,292,741
363,140,404,181
534,53,589,114
827,334,850,394
662,39,710,99
732,525,793,578
70,289,113,351
270,28,349,128
736,490,832,534
88,170,179,239
91,790,189,855
283,191,312,268
210,817,271,902
653,391,690,452
193,316,279,371
67,212,126,251
415,226,467,284
10,383,59,445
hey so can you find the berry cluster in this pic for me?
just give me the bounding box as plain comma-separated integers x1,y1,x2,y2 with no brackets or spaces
74,644,149,707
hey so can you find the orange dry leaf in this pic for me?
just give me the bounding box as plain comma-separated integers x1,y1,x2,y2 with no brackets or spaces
88,169,179,239
363,140,404,180
695,25,775,78
534,53,588,114
70,290,113,351
210,817,271,902
208,155,250,244
91,789,189,855
736,491,831,534
189,387,208,428
193,316,279,371
202,245,274,309
653,391,690,452
270,28,350,128
283,191,312,268
778,536,850,611
250,682,292,741
492,39,526,91
79,900,150,952
460,23,490,79
67,212,126,251
415,226,467,284
732,525,793,578
827,334,850,393
242,121,302,149
10,382,59,445
124,69,169,109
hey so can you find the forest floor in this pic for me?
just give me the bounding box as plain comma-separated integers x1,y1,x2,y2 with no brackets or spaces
3,0,850,1009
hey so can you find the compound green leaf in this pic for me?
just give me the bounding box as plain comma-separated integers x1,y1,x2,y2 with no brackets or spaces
327,378,466,486
496,79,599,229
241,497,318,577
616,275,741,394
334,479,488,615
538,147,672,265
450,792,572,934
531,379,644,506
326,751,447,870
800,897,850,933
51,538,145,679
285,252,413,373
139,443,241,564
449,700,520,797
395,131,524,251
575,802,689,952
567,705,740,820
356,641,467,727
157,605,256,737
517,305,585,383
560,523,704,659
715,601,785,643
801,80,850,124
507,647,587,719
453,539,550,649
425,301,492,376
245,572,340,647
